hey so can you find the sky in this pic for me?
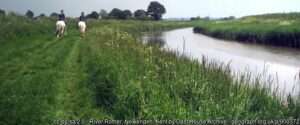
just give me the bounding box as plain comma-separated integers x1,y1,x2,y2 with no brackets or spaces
0,0,300,18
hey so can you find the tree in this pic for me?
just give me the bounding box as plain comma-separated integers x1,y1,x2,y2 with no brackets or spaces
191,16,201,21
134,9,147,19
203,16,210,20
26,10,34,19
147,1,166,20
228,16,235,20
108,8,133,20
109,8,123,19
99,9,108,19
0,9,5,16
122,10,132,19
34,13,46,20
87,11,99,19
50,12,59,18
39,13,46,17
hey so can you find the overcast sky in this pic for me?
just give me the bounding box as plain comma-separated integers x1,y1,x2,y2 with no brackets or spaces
1,0,300,18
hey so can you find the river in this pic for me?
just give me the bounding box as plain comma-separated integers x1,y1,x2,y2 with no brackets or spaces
143,28,300,97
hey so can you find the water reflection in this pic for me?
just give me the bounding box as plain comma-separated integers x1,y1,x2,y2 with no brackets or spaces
142,32,165,47
143,28,300,97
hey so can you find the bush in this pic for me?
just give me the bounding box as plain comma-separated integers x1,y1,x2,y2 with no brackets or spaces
99,9,108,19
134,9,147,20
0,9,5,16
50,12,58,18
25,10,34,19
108,8,126,19
122,10,132,19
87,11,99,19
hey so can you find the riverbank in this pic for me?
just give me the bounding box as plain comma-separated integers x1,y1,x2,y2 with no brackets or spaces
0,15,299,125
193,13,300,48
144,27,300,97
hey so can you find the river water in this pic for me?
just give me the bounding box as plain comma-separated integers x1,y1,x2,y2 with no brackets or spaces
143,28,300,97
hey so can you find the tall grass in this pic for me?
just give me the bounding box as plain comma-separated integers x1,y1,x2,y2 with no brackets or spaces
0,14,299,125
0,14,55,42
83,23,299,119
193,13,300,48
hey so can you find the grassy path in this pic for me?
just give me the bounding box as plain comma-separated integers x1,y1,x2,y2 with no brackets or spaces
53,36,107,121
0,31,108,124
0,35,73,124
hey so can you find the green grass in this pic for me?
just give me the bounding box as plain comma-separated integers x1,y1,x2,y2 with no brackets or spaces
193,13,300,48
0,14,299,125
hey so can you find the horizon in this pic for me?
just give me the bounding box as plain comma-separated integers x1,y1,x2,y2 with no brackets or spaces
1,0,300,18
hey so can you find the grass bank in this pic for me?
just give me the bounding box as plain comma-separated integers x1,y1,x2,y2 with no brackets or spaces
193,13,300,48
0,14,299,125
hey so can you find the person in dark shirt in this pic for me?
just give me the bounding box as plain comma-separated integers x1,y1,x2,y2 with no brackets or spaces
56,10,66,38
78,12,87,37
58,10,65,21
79,12,86,21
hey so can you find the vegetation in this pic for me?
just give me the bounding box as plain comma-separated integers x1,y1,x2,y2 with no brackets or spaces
134,9,148,20
50,12,59,18
193,13,300,48
47,1,165,21
99,9,108,19
123,10,133,19
242,12,300,20
108,9,133,20
39,13,46,17
26,10,34,19
0,13,299,125
86,11,100,19
109,8,125,19
0,9,5,15
147,1,166,20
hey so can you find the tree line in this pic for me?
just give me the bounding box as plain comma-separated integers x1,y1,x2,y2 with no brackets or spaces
0,1,166,21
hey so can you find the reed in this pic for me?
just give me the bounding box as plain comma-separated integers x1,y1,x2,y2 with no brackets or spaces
193,13,300,48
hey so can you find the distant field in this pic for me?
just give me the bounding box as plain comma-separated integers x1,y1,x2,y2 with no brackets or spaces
0,14,299,125
193,13,300,48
